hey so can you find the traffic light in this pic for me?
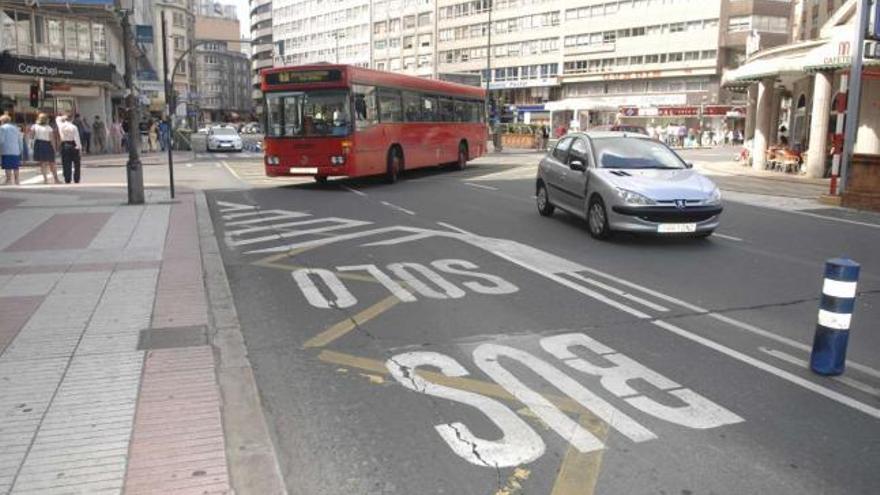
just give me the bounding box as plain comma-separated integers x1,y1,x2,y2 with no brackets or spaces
29,84,39,108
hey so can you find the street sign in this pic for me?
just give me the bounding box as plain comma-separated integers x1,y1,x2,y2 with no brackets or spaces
135,25,154,44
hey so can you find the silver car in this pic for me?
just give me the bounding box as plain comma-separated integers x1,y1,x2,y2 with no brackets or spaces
207,125,243,152
536,132,722,239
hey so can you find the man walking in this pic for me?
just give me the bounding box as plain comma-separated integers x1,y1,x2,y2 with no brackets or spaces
57,114,83,183
73,114,91,154
92,115,107,154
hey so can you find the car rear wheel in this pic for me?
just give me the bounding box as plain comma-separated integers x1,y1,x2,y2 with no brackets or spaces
587,196,611,240
536,182,555,217
386,147,402,184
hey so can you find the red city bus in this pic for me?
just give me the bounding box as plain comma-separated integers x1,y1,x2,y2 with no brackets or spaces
261,64,487,183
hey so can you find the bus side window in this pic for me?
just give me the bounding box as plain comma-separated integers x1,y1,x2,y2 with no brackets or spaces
353,85,377,130
402,91,421,122
454,100,467,122
421,95,438,122
438,98,454,122
378,88,403,123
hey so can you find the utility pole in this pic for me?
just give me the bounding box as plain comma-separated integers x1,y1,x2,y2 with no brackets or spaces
485,1,492,118
161,11,176,199
119,2,144,205
840,0,870,194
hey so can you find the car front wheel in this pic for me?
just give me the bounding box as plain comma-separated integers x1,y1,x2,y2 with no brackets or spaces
536,182,555,217
587,196,611,240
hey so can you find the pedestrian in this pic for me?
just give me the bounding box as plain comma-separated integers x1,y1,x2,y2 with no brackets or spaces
0,114,23,185
92,115,107,154
148,120,159,152
57,114,83,183
158,120,171,151
29,113,61,184
110,118,124,153
122,119,130,152
73,114,91,154
677,123,687,147
541,125,550,150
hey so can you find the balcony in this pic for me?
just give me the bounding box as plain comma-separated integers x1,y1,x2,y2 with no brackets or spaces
253,57,273,70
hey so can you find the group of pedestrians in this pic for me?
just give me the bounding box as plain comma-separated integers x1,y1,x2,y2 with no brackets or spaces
0,111,90,185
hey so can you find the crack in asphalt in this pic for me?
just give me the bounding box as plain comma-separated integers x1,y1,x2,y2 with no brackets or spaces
447,422,504,493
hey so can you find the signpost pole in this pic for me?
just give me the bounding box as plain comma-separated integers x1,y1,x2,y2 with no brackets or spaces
161,11,176,199
119,3,144,205
839,0,870,194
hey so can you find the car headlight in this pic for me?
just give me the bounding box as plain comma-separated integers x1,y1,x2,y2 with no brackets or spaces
616,188,656,206
266,155,280,165
706,187,722,205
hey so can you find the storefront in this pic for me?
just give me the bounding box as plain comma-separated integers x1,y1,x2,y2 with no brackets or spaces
0,54,123,125
618,105,746,143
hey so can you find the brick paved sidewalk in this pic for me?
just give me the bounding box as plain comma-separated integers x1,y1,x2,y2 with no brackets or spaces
0,187,280,494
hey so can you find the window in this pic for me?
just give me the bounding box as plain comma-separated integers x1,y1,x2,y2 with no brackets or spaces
438,98,454,122
402,91,421,121
378,88,402,122
352,84,379,130
553,137,573,161
64,17,78,59
569,138,589,163
404,15,415,29
374,39,386,50
421,95,437,121
374,21,387,34
418,13,431,27
173,12,185,28
403,36,413,49
419,34,431,47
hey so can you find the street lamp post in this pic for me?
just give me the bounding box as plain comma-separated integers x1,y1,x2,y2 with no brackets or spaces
118,2,144,205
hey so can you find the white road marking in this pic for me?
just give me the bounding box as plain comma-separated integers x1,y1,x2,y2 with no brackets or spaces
713,233,743,242
344,186,367,197
567,272,669,312
225,210,311,226
791,210,880,230
387,262,466,299
387,351,546,467
380,201,416,216
220,160,245,183
292,268,357,309
185,163,193,168
361,232,438,246
571,263,880,381
490,251,651,319
759,347,880,398
227,218,372,247
21,174,46,185
337,264,417,302
436,222,475,236
652,320,880,419
464,182,499,191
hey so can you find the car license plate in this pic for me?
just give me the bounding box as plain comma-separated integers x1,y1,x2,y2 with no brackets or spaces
290,167,318,174
657,223,697,233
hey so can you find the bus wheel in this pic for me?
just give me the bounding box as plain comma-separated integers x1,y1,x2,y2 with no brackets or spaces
456,142,468,170
386,147,402,184
315,175,328,185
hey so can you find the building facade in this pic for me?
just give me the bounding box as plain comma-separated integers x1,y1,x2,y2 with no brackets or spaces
0,3,125,126
373,0,437,77
792,0,848,42
273,0,372,67
195,13,253,122
250,0,273,117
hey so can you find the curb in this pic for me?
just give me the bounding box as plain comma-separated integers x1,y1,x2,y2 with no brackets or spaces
195,191,288,495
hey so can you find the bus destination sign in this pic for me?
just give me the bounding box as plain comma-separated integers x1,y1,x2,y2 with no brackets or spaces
265,69,343,86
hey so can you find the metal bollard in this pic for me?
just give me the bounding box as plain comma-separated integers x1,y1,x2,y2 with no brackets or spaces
810,258,860,376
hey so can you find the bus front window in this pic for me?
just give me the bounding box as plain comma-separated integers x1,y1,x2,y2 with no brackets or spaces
265,90,351,138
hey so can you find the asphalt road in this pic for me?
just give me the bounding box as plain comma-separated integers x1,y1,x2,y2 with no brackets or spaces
205,158,880,494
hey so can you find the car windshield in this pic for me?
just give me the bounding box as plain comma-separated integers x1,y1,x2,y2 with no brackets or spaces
266,90,351,138
591,137,686,169
211,128,237,136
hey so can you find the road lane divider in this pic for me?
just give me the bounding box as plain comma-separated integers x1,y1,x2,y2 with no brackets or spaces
713,233,743,242
380,201,416,215
303,295,400,348
566,273,670,312
464,182,499,191
759,347,880,399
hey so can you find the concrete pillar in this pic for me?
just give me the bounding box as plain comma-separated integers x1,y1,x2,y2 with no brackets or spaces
806,71,832,178
855,77,880,155
752,78,773,170
745,84,757,140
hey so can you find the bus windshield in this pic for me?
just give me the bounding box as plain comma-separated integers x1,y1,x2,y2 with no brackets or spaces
266,90,351,138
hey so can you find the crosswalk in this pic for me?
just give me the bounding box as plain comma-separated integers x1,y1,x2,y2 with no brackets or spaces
195,152,263,160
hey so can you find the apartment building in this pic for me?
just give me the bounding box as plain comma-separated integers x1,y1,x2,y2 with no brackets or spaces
195,12,253,122
372,0,438,77
273,0,372,67
251,0,273,116
792,0,848,41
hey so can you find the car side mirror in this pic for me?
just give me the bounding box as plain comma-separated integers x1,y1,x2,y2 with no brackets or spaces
570,159,586,172
685,162,694,169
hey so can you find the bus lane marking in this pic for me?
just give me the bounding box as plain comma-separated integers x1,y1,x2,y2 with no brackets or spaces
380,201,416,216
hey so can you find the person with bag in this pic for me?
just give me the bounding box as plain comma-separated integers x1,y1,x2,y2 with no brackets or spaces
30,113,61,184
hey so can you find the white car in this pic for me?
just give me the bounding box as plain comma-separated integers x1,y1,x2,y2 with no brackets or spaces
206,126,243,152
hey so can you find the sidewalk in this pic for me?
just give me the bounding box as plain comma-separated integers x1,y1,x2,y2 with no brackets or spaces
0,187,283,494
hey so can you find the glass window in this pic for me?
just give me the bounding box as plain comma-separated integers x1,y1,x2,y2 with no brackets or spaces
404,15,415,29
418,13,431,27
403,36,413,49
402,91,420,121
553,137,573,161
438,98,454,121
265,90,352,137
421,95,437,121
592,137,686,169
353,85,378,130
47,18,63,59
1,10,16,54
453,100,466,122
14,11,32,55
92,23,106,63
64,18,78,60
76,21,90,61
570,138,588,161
378,88,402,122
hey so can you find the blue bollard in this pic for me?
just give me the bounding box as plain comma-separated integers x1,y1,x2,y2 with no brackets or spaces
810,258,860,376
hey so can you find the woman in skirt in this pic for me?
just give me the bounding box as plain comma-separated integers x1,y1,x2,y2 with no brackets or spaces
30,113,61,184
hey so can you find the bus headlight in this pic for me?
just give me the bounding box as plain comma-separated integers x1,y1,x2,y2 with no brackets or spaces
266,155,280,165
330,156,346,165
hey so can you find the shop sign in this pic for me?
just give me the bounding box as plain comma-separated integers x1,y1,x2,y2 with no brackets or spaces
658,107,698,116
620,107,639,117
601,70,662,81
489,78,559,90
136,26,154,44
0,54,114,83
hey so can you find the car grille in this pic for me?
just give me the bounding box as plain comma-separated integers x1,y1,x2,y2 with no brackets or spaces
612,205,721,223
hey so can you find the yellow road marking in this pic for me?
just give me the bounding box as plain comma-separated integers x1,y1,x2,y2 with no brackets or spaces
494,467,531,495
550,414,608,495
303,295,401,348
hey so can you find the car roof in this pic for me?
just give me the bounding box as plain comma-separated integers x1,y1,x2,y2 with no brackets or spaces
564,131,653,140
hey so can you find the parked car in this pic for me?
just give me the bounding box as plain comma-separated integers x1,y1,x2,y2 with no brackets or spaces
206,125,243,152
241,122,262,134
591,124,649,135
536,132,722,239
